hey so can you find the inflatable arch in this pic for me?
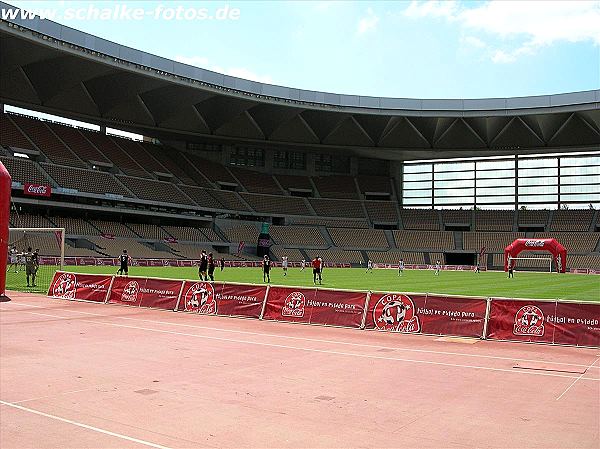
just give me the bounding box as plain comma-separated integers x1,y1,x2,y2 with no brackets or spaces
504,238,567,273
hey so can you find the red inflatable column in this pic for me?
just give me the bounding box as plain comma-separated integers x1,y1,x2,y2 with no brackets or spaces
0,161,11,296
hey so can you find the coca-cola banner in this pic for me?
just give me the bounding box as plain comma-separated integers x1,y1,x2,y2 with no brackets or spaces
47,271,112,303
364,293,487,338
487,299,599,347
177,281,266,318
107,276,183,310
24,183,51,197
262,287,367,328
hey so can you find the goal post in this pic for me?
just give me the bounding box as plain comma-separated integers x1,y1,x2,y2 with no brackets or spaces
508,255,553,273
6,227,65,293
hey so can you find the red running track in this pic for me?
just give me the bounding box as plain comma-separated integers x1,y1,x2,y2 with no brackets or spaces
1,291,599,449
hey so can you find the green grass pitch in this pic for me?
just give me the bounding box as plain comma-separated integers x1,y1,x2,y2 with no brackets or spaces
54,265,600,302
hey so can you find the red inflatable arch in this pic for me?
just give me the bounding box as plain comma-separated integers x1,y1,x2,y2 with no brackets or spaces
0,161,11,296
504,238,567,273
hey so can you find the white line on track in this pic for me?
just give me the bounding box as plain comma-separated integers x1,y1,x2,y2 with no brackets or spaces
4,300,599,370
11,388,98,404
16,310,600,381
556,356,600,400
0,400,172,449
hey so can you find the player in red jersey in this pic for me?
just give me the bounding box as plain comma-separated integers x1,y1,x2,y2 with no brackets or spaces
312,256,322,285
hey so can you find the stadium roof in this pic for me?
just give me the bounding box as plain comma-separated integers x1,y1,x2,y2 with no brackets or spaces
1,3,599,160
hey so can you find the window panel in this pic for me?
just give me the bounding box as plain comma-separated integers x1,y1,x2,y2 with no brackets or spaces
519,185,559,195
518,157,558,169
435,179,475,189
405,172,432,182
477,169,515,179
436,188,475,197
518,167,558,177
434,171,475,181
518,177,557,187
403,180,432,190
436,162,475,172
477,178,515,187
477,159,515,170
560,166,600,176
404,164,432,174
561,155,600,167
561,184,600,194
403,197,432,206
434,196,475,205
561,202,600,209
403,189,432,198
477,187,515,196
476,195,515,204
519,194,559,203
560,193,600,202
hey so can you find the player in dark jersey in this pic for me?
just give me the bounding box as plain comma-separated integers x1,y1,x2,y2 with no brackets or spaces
25,247,37,287
262,255,271,283
220,257,225,272
199,250,208,281
207,252,216,281
117,249,129,275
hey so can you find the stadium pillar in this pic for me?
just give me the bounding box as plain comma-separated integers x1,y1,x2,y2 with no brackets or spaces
0,161,11,296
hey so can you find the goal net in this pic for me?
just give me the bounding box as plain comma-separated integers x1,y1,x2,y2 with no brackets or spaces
6,228,65,293
508,255,553,273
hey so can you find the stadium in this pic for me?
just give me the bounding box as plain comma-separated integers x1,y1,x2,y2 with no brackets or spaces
0,2,599,448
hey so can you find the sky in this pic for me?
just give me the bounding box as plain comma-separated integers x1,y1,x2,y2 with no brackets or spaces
4,0,600,99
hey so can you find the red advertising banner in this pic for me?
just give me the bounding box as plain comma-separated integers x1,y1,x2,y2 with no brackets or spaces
107,276,182,310
24,183,51,197
262,287,367,328
365,293,487,338
178,281,266,318
47,271,112,303
487,299,600,347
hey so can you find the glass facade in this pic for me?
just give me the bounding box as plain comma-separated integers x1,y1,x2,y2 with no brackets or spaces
402,152,600,209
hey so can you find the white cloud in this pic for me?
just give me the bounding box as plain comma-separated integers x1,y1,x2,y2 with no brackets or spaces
460,35,486,48
403,0,600,63
357,8,379,35
174,55,273,84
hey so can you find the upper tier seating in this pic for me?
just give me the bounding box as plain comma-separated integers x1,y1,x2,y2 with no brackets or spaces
116,175,194,205
49,216,99,236
274,174,313,192
222,224,260,243
366,250,424,265
181,186,227,210
364,201,398,223
184,153,237,186
551,210,594,231
229,167,283,194
535,232,599,253
11,115,86,167
328,228,389,249
9,212,56,229
127,223,172,240
41,163,133,197
463,232,525,252
400,209,440,230
518,209,549,226
305,249,363,264
241,193,312,216
89,220,139,238
1,114,35,150
269,226,327,247
47,123,111,164
309,198,366,219
142,144,197,185
209,189,252,211
0,156,49,185
112,137,168,175
85,132,150,178
475,210,513,231
289,217,369,228
394,230,454,251
312,175,359,199
161,225,206,242
442,209,472,225
356,175,392,195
